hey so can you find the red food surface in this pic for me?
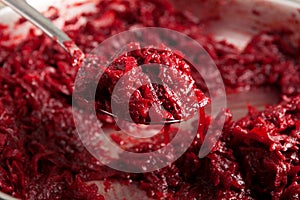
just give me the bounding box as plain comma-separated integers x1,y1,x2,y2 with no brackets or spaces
0,0,299,200
94,47,208,124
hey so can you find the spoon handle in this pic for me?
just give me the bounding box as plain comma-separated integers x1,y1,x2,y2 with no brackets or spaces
1,0,83,59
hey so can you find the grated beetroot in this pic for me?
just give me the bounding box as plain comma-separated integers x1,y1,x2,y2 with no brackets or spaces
0,0,299,200
94,47,208,124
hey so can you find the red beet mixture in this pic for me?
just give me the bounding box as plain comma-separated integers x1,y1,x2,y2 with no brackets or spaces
0,0,299,199
93,47,208,124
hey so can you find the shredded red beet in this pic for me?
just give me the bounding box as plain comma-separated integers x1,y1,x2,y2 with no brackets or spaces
0,0,299,200
94,47,208,124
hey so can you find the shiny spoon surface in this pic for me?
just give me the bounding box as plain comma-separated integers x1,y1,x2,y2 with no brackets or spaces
1,0,184,124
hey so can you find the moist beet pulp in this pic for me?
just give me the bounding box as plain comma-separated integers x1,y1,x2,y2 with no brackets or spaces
0,0,299,199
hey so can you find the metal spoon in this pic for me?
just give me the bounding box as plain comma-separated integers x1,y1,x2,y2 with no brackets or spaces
1,0,183,124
